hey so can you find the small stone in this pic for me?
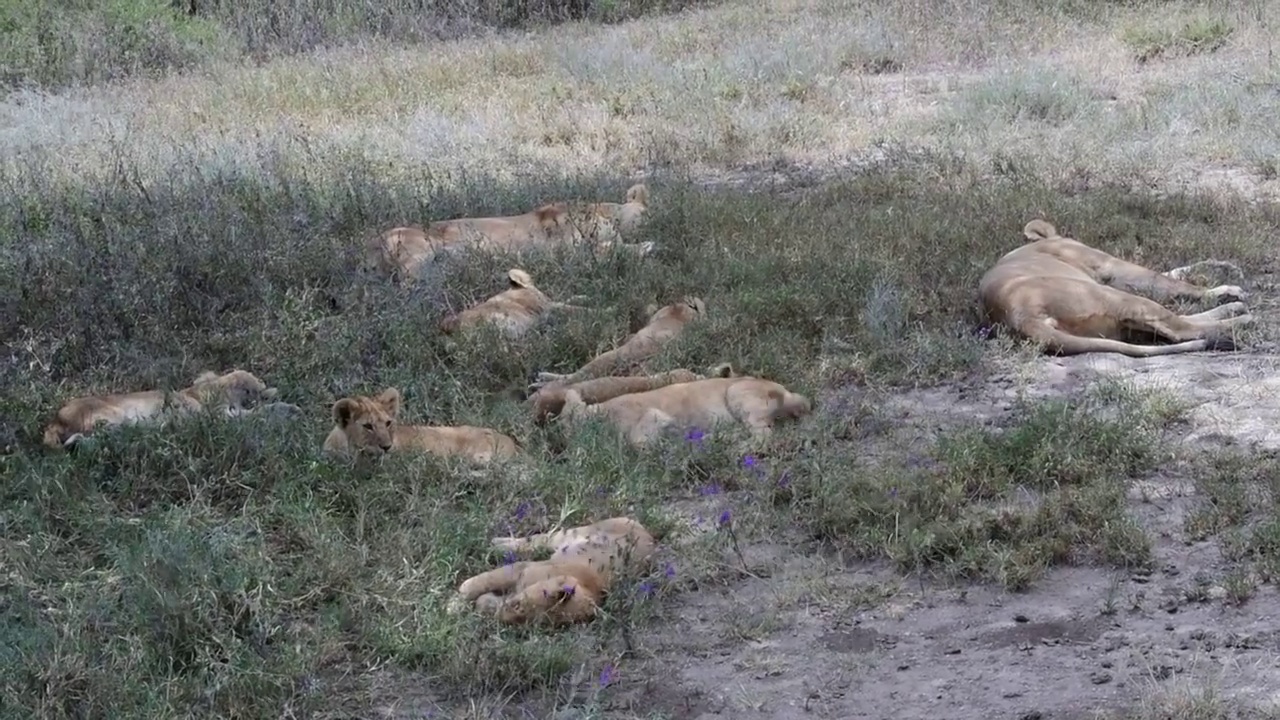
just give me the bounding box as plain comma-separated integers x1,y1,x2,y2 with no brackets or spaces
1090,671,1113,685
1014,614,1030,623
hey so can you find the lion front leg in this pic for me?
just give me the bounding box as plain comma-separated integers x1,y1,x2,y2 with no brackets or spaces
1104,257,1247,305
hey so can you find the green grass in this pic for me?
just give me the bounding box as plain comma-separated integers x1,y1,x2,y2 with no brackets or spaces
4,135,1279,714
1120,16,1234,63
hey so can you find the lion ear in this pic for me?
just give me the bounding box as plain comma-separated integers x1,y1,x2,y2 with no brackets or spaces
376,387,402,416
535,203,566,227
332,398,357,427
709,363,735,378
507,269,533,289
685,297,706,315
192,371,220,385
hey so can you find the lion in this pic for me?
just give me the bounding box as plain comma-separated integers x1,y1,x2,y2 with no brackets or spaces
439,269,592,340
562,183,655,257
42,369,299,450
446,516,656,626
978,219,1253,357
362,203,584,282
527,363,738,425
322,387,521,464
531,297,707,388
559,374,812,449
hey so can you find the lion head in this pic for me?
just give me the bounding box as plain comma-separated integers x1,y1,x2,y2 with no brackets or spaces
1023,219,1059,242
188,370,278,412
330,387,401,454
643,296,706,324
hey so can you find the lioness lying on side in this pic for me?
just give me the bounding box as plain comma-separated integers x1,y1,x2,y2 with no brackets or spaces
979,219,1252,357
447,516,656,626
528,363,737,425
42,369,299,450
322,387,520,464
560,374,812,448
532,297,707,388
439,269,592,340
362,203,583,282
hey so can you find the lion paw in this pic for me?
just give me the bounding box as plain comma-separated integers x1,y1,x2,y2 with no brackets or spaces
1207,285,1248,304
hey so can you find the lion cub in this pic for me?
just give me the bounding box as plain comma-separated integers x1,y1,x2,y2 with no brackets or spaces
439,269,591,340
528,363,736,425
322,387,520,464
532,297,707,388
42,369,297,450
565,183,655,256
362,203,583,283
447,516,656,626
561,374,811,448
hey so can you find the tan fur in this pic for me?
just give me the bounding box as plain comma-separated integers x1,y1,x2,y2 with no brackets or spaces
362,204,584,282
560,375,812,449
528,363,738,425
42,370,294,450
532,297,707,388
562,183,654,256
322,387,520,464
439,269,591,339
447,517,656,626
979,219,1252,357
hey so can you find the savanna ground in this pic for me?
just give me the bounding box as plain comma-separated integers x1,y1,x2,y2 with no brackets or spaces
4,0,1280,717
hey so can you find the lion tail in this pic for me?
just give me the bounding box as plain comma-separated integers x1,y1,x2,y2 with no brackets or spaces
625,183,649,206
1023,219,1058,241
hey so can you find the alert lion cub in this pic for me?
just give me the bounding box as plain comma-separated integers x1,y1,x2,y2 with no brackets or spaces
439,269,591,339
447,517,656,626
532,297,707,388
528,363,737,425
322,387,520,464
561,374,812,448
362,203,583,282
42,369,298,450
979,219,1252,357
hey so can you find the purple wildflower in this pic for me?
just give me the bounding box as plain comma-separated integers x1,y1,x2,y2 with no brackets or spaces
599,664,616,687
503,550,518,565
664,562,676,579
514,502,529,520
777,471,792,488
684,427,706,444
718,509,732,527
562,584,576,597
700,483,723,496
742,455,758,469
639,580,655,596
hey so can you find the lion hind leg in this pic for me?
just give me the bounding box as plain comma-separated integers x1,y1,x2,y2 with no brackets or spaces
628,407,678,447
457,563,527,602
1021,318,1229,357
1183,302,1248,323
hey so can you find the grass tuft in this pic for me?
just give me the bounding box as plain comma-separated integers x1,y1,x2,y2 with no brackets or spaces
1120,16,1234,63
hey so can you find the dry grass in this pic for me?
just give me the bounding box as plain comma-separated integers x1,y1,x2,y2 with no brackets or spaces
4,0,1279,197
6,0,1280,717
